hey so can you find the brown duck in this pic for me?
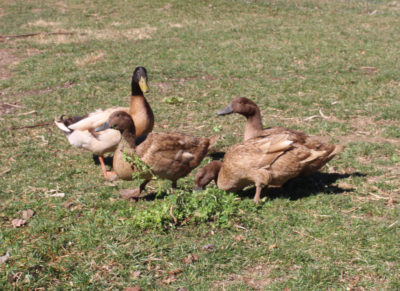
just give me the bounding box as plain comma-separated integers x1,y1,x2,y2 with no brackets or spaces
96,111,217,198
217,97,343,176
195,132,342,203
55,67,154,180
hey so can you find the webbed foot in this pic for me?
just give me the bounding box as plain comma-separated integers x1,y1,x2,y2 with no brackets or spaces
120,188,146,200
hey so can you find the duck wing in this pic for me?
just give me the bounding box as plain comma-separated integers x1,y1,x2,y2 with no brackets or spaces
300,136,343,175
262,128,343,175
54,107,127,154
136,132,210,180
219,133,332,190
67,107,129,131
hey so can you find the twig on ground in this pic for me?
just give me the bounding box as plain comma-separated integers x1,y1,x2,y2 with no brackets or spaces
341,207,360,214
17,110,36,116
0,168,11,176
319,109,330,119
0,31,78,41
170,205,178,225
234,224,248,231
304,115,319,121
294,230,324,243
9,122,52,130
181,216,193,225
3,103,23,108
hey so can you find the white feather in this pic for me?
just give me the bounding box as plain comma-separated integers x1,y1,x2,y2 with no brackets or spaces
54,120,72,133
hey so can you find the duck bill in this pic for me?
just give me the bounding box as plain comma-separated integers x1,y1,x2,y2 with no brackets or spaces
139,77,149,93
217,104,234,116
94,121,111,132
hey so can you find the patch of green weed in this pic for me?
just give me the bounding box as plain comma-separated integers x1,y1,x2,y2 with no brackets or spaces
119,188,239,231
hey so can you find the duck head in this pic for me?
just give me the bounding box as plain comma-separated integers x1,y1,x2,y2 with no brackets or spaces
194,161,223,192
217,97,260,118
95,111,136,136
132,66,149,95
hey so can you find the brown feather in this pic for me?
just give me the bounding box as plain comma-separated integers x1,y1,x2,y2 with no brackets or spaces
107,112,212,193
218,97,343,176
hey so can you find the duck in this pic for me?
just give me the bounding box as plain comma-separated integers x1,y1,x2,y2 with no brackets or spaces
195,132,342,203
55,66,154,180
217,97,342,176
95,111,217,198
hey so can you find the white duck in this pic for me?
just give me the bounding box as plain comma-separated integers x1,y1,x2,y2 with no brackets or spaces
55,66,154,180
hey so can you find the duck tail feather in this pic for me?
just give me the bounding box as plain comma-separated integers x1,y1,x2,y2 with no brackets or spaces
300,149,327,164
330,144,344,157
54,116,72,133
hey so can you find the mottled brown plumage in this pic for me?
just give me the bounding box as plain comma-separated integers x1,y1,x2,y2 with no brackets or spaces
97,111,215,198
217,97,343,176
195,132,341,203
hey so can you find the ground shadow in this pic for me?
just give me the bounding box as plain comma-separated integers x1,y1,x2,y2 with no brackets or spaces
92,154,113,167
208,151,225,160
239,172,366,201
115,189,169,202
118,185,185,202
139,191,170,201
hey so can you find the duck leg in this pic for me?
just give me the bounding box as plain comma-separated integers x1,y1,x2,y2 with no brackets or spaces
120,180,150,200
253,182,263,204
98,156,117,181
171,180,177,189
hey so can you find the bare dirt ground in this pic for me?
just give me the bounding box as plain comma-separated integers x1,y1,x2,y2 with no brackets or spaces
0,48,19,80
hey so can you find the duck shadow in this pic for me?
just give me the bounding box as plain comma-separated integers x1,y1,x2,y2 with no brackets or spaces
239,172,365,201
121,186,187,202
139,191,170,201
92,154,113,167
94,150,226,175
208,151,225,160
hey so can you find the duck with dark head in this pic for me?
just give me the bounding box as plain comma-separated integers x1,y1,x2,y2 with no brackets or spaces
54,66,154,180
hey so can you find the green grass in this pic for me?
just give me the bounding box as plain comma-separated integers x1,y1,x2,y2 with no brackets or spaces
1,0,400,289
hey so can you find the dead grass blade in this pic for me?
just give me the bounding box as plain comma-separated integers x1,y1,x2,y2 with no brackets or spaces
9,122,52,130
0,31,78,41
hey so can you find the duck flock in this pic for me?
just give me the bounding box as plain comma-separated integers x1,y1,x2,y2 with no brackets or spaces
55,66,342,203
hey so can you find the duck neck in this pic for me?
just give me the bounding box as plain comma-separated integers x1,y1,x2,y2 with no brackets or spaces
121,129,136,150
129,94,145,115
131,80,143,96
129,94,154,136
213,161,223,184
244,108,263,141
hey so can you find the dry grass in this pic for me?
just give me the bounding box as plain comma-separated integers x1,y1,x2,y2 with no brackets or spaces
26,19,62,28
1,0,400,290
212,263,294,290
30,26,157,44
75,52,105,67
0,49,19,80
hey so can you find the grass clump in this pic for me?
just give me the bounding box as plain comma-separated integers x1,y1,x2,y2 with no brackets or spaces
119,188,239,231
122,152,153,180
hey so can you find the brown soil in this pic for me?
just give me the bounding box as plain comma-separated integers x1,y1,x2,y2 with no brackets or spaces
0,102,21,116
339,134,400,146
0,48,19,80
1,81,74,100
212,263,291,290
